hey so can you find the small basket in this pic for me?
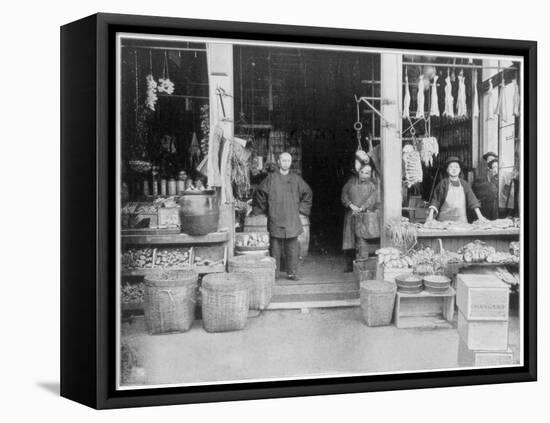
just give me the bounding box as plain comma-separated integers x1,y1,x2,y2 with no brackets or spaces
228,256,276,310
360,280,397,327
423,274,451,293
395,274,424,293
201,273,250,332
143,269,198,334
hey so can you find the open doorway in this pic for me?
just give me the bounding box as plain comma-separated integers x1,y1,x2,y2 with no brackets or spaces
234,46,381,290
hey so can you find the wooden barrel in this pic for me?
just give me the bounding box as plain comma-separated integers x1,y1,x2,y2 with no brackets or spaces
244,214,310,257
178,191,219,236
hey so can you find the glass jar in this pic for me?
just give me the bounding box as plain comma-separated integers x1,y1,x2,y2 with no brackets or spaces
168,178,177,196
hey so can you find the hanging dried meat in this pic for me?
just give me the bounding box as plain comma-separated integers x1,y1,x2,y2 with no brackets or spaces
456,72,467,117
403,73,411,118
402,144,423,187
512,78,520,117
419,137,439,167
472,76,480,118
497,80,509,122
430,75,440,116
415,75,425,119
443,74,454,117
487,79,497,120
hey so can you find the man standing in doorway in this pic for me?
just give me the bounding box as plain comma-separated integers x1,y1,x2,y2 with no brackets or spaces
251,152,313,280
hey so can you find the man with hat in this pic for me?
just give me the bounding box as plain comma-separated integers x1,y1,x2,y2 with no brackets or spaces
426,156,487,223
482,151,498,164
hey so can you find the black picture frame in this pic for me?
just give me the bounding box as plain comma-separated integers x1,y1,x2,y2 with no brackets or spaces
60,12,537,409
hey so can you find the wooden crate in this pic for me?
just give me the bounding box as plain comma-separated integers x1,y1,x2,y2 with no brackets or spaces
457,339,514,367
456,274,509,321
394,288,455,329
457,311,509,351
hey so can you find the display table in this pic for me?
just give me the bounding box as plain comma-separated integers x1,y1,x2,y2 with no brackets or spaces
394,288,456,329
416,228,519,252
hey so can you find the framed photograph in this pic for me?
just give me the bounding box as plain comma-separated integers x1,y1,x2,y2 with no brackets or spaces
61,13,537,409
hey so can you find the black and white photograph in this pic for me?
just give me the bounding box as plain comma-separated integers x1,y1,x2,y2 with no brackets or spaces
116,32,527,389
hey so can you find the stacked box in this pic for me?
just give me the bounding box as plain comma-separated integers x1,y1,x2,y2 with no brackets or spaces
457,339,514,367
456,274,512,365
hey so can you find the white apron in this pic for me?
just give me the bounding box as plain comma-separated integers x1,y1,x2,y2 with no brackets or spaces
438,183,468,223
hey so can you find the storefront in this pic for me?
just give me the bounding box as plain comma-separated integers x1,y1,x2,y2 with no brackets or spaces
119,38,520,308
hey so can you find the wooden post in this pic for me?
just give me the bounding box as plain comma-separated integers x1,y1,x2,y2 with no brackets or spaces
380,53,403,247
207,43,235,257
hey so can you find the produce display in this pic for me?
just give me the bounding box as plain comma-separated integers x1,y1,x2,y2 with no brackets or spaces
121,282,144,304
510,241,520,257
122,248,154,270
386,218,418,251
494,266,520,286
235,232,270,248
376,247,413,269
421,217,519,232
458,240,519,264
193,256,224,268
154,248,191,268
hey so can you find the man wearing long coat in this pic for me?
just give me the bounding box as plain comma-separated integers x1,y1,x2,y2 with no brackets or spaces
252,152,313,280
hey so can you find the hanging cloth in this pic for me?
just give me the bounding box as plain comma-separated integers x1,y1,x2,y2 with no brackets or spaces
512,78,520,117
403,73,411,118
472,77,480,118
456,72,467,117
430,75,440,116
443,74,454,117
497,80,508,122
487,79,497,120
415,75,425,119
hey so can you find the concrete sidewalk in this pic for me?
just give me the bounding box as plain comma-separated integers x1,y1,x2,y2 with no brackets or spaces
121,306,520,387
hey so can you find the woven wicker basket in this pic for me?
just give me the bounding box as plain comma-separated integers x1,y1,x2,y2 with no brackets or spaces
227,255,276,310
360,280,397,327
201,273,250,333
144,269,198,334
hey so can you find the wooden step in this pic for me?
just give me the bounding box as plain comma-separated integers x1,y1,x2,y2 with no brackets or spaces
273,282,359,296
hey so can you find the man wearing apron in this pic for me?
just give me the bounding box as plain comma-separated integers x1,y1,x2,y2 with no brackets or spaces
427,156,487,223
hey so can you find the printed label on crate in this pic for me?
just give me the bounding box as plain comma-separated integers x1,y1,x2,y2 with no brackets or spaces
469,289,509,319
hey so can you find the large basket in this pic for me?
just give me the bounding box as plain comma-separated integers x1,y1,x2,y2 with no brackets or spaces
227,256,276,310
360,280,397,327
201,273,250,332
143,269,198,334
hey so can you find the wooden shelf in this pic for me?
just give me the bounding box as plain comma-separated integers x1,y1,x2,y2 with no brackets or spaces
394,288,456,329
122,231,229,245
122,264,225,277
417,228,520,238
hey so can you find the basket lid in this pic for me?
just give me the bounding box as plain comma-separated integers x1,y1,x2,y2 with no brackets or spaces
360,280,396,294
395,273,423,284
144,269,198,287
202,273,250,291
423,274,451,284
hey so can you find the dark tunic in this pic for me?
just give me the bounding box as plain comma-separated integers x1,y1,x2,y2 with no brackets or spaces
253,172,313,238
429,177,481,218
341,176,379,250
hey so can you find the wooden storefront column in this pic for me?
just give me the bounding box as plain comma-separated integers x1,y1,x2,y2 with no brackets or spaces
380,53,403,247
206,43,235,256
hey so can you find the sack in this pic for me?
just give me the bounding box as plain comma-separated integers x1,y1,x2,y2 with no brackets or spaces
354,210,380,239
